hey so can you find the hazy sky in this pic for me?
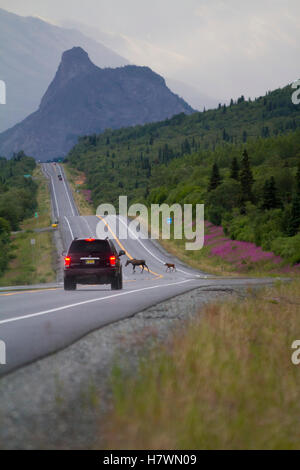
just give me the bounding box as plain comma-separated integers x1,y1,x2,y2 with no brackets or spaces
1,0,299,102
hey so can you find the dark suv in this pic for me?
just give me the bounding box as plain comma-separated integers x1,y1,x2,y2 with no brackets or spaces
63,238,125,291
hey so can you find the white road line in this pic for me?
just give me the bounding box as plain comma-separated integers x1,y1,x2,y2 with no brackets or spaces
0,280,192,325
117,216,194,277
50,171,60,218
58,165,75,216
42,164,50,179
84,217,95,237
64,216,74,239
43,164,59,217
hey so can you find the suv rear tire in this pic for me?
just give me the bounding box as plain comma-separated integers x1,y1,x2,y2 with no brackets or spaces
111,272,122,290
64,278,76,290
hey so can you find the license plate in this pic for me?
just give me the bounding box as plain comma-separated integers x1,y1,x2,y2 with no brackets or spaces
85,259,95,265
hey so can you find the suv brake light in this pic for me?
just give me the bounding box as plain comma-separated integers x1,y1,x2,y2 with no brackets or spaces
85,238,95,242
64,256,71,268
109,255,116,266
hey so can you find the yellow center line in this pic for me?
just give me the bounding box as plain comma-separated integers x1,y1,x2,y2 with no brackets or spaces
80,279,136,289
96,215,163,279
0,288,59,297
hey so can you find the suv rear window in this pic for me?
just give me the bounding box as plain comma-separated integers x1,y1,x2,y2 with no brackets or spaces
68,240,111,254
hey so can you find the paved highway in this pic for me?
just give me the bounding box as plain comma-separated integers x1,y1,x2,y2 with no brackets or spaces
0,163,275,376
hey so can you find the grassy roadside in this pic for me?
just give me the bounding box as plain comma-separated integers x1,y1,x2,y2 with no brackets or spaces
103,278,300,450
138,214,292,278
0,166,56,286
21,166,52,230
62,164,94,216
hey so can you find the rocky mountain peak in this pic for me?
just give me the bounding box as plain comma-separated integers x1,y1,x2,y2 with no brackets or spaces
60,46,94,72
40,47,95,109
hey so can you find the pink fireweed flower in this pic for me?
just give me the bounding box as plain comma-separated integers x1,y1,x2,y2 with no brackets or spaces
204,221,284,268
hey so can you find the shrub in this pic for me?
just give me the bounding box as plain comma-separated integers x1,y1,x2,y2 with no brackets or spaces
271,233,300,264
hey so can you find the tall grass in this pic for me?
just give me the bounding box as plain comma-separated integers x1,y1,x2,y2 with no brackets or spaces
22,166,52,230
63,164,94,215
103,280,300,449
0,230,55,286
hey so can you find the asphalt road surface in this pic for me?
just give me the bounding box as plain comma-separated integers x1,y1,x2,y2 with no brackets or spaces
0,163,275,376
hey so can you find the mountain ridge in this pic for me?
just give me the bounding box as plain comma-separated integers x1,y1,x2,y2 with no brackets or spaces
0,47,194,161
0,8,129,132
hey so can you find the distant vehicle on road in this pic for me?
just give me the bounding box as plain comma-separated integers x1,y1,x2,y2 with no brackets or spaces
63,238,125,291
58,174,62,180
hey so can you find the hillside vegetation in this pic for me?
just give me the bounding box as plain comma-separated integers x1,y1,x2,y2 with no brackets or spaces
67,83,300,265
0,152,37,276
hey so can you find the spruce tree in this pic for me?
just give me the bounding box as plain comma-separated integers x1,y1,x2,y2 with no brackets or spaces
262,176,279,210
222,129,229,141
289,195,300,236
288,163,300,235
296,162,300,193
240,150,254,202
182,138,191,155
208,163,221,192
230,157,239,180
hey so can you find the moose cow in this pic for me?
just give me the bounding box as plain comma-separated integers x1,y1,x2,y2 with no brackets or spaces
125,259,150,273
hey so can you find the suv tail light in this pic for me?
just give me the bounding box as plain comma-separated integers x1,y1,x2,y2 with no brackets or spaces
109,255,116,266
64,256,71,268
85,238,95,242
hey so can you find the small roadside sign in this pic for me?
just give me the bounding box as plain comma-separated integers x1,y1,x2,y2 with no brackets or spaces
34,212,38,218
30,239,36,246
